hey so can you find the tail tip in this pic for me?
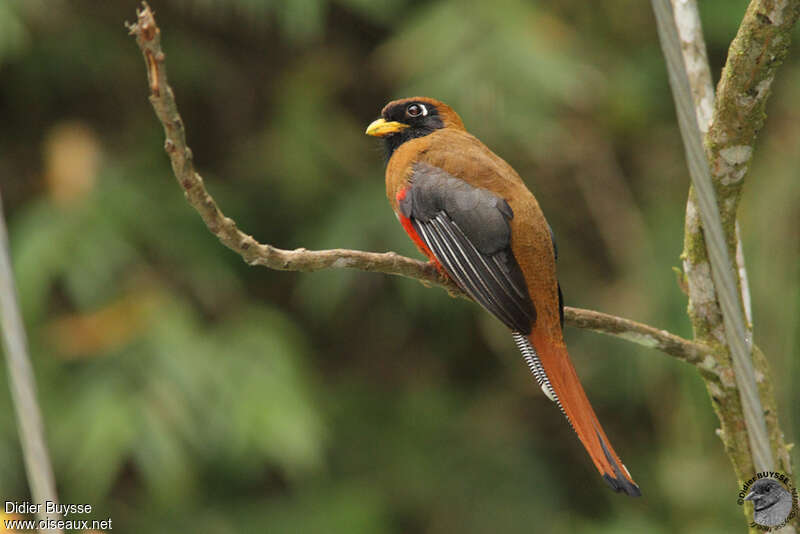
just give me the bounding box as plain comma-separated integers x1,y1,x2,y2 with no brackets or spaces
596,429,641,497
603,473,642,497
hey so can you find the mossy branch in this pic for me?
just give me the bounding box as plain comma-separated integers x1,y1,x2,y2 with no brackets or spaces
707,0,800,241
655,0,799,531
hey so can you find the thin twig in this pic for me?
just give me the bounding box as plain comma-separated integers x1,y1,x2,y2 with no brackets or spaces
0,191,62,533
126,2,709,366
563,308,708,366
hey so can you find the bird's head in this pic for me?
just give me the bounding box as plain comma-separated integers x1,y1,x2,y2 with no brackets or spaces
365,97,465,159
745,479,788,511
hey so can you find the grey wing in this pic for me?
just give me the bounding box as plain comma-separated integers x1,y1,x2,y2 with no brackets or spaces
400,162,536,334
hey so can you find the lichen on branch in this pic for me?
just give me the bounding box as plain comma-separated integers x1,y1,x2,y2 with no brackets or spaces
664,0,799,530
706,0,800,249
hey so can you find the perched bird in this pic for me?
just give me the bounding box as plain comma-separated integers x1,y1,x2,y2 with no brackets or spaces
366,97,641,496
745,478,794,527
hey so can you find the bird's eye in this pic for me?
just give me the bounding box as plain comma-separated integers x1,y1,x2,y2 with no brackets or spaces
765,486,772,492
407,104,427,118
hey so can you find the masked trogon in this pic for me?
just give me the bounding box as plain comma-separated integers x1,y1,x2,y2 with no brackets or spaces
366,97,641,497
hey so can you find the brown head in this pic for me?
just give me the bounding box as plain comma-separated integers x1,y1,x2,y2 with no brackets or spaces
365,97,465,159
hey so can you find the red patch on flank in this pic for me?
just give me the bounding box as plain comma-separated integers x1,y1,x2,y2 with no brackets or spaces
396,188,446,274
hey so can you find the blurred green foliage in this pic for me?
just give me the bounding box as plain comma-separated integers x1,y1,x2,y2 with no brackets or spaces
0,0,798,532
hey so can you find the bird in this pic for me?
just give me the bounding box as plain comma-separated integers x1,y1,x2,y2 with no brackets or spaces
366,96,641,497
745,478,794,527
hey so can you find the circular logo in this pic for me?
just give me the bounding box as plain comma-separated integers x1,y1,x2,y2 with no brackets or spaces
737,472,798,530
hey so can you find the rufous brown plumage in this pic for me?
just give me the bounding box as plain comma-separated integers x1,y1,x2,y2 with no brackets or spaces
366,97,641,497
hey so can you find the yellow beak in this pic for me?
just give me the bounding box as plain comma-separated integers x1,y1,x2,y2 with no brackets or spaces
365,118,409,137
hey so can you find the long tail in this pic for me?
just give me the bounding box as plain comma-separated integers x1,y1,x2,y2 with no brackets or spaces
513,330,641,497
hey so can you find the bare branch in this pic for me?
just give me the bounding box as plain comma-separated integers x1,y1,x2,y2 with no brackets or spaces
672,0,714,133
126,2,708,367
125,3,459,293
563,308,709,366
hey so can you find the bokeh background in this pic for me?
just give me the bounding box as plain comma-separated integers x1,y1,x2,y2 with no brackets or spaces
0,0,798,532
